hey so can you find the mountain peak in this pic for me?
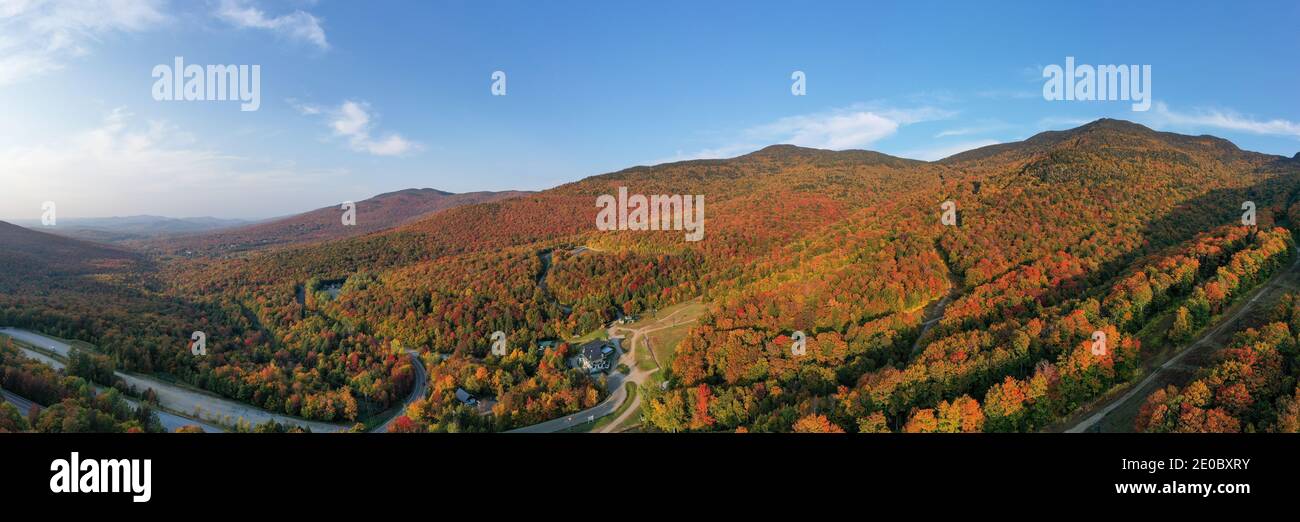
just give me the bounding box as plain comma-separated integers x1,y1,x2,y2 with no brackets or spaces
941,118,1246,164
1071,117,1152,134
374,188,455,198
750,144,817,154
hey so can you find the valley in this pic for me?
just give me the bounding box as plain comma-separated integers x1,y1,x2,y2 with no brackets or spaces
5,119,1300,434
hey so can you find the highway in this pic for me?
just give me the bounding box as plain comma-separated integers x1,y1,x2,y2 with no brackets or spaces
1,327,341,432
1,370,222,433
2,388,40,416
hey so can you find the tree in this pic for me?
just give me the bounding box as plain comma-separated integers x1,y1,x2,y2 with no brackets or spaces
792,413,845,433
1169,306,1194,343
0,401,29,432
389,415,421,433
903,408,938,433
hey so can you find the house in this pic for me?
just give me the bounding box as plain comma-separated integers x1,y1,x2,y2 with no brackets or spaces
537,340,558,351
454,388,478,406
578,340,616,373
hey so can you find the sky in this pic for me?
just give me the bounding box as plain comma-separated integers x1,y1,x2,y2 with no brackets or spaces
1,0,1298,219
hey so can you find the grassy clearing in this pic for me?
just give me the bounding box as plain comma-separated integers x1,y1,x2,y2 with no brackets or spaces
647,322,692,371
634,340,658,372
639,299,706,327
569,327,609,345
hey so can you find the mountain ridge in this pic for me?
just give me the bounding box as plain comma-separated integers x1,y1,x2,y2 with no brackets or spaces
143,188,532,256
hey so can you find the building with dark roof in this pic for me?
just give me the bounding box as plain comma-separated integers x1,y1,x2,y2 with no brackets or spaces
578,340,616,373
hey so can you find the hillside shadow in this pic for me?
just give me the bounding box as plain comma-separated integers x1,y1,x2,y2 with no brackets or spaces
1054,173,1300,311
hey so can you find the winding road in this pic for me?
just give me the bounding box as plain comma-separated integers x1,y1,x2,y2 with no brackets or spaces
506,301,701,433
375,350,429,433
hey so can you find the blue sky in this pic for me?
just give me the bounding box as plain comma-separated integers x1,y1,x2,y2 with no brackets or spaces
2,0,1299,219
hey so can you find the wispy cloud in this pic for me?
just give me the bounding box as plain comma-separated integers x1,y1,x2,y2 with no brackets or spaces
297,100,421,156
0,0,166,87
215,0,328,50
0,107,344,218
1149,102,1300,139
658,104,953,163
898,139,1001,162
934,121,1011,138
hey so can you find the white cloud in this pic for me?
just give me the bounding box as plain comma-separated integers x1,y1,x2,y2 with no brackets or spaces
287,98,321,115
755,111,900,150
934,121,1009,138
653,143,761,164
215,0,328,50
897,139,1001,162
1149,102,1300,139
0,0,166,86
304,100,420,156
934,128,974,138
659,104,953,163
0,107,346,218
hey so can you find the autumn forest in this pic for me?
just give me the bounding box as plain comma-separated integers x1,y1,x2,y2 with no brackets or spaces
4,119,1300,434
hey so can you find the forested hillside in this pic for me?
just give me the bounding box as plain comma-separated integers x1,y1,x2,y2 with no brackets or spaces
4,119,1298,432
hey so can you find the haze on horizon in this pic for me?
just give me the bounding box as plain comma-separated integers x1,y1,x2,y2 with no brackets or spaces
2,0,1298,220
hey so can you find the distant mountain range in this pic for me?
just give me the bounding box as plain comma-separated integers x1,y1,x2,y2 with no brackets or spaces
142,188,532,256
7,188,533,256
10,215,252,243
0,220,141,282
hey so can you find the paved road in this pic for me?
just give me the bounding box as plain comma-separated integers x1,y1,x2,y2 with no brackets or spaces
0,328,76,358
507,303,700,433
0,355,222,432
595,317,696,433
1065,246,1300,433
2,388,40,416
1,327,343,432
375,350,429,433
506,346,632,433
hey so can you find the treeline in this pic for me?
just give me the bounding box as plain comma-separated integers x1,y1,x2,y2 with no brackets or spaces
643,120,1300,433
1136,292,1300,433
